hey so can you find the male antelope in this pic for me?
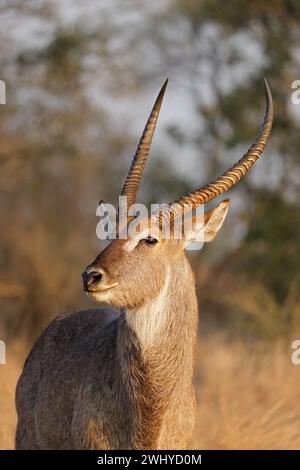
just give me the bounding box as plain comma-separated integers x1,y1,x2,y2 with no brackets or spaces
16,79,273,450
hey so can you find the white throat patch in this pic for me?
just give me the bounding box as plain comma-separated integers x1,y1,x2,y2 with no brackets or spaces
126,268,171,350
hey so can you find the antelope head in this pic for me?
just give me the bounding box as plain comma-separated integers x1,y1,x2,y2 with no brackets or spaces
82,79,273,309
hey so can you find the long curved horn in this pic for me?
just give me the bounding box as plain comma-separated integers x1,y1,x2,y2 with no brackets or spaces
120,79,168,207
169,79,273,216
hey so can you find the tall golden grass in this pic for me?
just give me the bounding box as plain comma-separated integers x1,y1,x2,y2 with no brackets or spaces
1,335,300,450
191,335,300,449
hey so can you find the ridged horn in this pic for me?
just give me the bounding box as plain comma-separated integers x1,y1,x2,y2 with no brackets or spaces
120,79,168,207
169,79,273,215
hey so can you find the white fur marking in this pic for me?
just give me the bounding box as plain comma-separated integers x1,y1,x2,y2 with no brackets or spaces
123,227,149,252
126,268,171,349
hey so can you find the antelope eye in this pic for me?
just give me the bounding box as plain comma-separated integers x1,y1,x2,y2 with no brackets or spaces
142,236,158,246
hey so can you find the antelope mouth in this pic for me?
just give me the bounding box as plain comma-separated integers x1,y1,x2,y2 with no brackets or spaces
86,282,119,294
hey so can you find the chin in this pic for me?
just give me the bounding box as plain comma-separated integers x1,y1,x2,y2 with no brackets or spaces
85,289,140,310
86,290,114,304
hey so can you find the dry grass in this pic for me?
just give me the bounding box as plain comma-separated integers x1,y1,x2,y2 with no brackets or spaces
0,342,23,450
191,335,300,449
1,335,300,450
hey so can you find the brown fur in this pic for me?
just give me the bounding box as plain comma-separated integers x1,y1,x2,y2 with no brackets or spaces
15,204,228,450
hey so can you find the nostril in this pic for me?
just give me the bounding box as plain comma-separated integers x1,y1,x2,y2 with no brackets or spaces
92,273,102,283
87,271,103,286
82,269,105,291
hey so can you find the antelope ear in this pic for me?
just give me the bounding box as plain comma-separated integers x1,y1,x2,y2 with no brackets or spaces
183,199,230,247
203,199,230,242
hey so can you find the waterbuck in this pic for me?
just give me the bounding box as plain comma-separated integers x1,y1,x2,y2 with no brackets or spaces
15,79,273,449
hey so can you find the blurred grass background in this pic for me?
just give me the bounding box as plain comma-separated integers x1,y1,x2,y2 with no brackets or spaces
1,0,300,449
